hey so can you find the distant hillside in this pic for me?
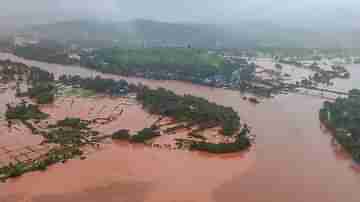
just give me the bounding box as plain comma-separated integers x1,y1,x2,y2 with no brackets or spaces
18,19,256,49
17,19,360,49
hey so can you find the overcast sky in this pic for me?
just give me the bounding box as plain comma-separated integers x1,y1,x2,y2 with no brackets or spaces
1,0,360,29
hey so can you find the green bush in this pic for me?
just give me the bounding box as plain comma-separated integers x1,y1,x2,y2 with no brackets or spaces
5,102,49,121
112,129,130,140
131,128,160,143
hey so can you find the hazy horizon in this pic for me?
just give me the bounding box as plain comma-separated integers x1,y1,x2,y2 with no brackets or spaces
1,0,359,31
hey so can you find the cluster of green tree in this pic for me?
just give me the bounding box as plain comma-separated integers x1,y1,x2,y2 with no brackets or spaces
2,113,96,181
80,48,239,85
59,75,133,96
5,101,48,121
111,128,160,143
130,128,160,143
190,138,250,154
28,66,55,83
0,60,54,82
0,147,83,181
14,43,78,65
136,86,240,136
26,83,56,104
320,89,360,162
111,129,131,140
189,126,251,153
44,128,87,146
0,60,56,104
44,118,98,147
50,118,89,130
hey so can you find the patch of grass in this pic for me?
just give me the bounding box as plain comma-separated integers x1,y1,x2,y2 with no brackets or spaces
63,88,96,97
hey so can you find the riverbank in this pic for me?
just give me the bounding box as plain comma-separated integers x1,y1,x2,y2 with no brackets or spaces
319,90,360,162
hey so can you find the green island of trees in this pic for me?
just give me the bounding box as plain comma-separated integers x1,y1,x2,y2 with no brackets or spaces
26,83,56,104
5,101,49,121
113,127,160,143
130,127,160,143
80,48,239,85
136,86,240,136
320,89,360,162
59,75,133,96
58,75,242,137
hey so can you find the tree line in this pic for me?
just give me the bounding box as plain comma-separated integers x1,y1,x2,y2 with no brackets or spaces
320,89,360,162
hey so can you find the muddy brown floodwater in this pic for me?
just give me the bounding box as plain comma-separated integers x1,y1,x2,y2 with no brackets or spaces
0,52,360,202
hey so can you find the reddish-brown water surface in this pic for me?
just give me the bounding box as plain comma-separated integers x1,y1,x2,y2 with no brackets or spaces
1,53,360,202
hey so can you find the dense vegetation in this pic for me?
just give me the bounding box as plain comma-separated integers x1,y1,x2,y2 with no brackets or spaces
0,147,83,181
320,89,360,162
136,86,240,136
27,66,55,83
189,125,251,153
80,48,239,85
0,115,96,181
111,129,131,140
0,60,53,83
130,128,160,143
5,101,48,121
0,59,56,104
15,44,78,65
54,118,89,130
59,75,133,96
26,83,56,104
58,75,240,137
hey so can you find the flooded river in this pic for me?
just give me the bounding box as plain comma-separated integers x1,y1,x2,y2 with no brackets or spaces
1,52,360,202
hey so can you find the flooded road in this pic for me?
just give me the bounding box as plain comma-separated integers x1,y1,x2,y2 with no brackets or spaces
1,52,360,202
